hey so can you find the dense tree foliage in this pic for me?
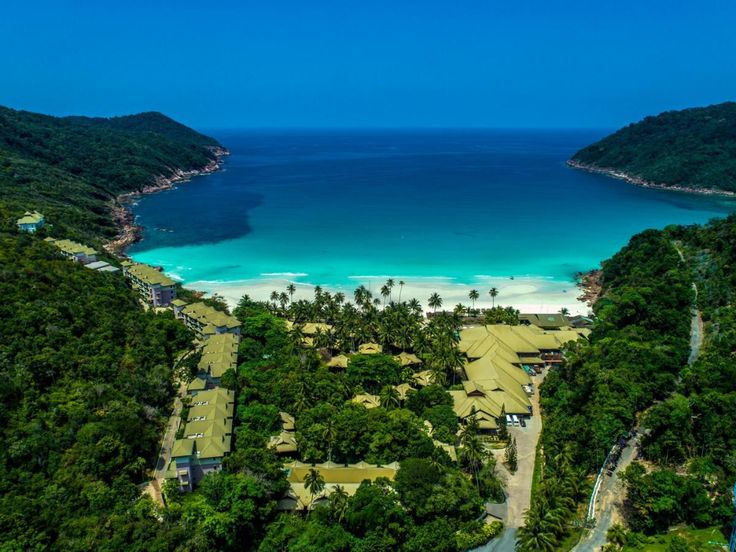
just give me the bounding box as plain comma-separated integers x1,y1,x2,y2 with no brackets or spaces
0,106,222,242
224,295,505,550
0,235,193,549
522,215,736,548
571,102,736,192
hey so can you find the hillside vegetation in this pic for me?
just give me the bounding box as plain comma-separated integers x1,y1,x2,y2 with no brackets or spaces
0,106,222,243
517,215,736,549
571,102,736,192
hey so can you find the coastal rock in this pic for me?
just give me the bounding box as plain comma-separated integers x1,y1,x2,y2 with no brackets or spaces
105,147,229,256
567,160,736,197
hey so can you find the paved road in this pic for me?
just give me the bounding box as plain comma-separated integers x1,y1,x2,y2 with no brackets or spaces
572,433,640,552
479,371,545,551
475,528,517,552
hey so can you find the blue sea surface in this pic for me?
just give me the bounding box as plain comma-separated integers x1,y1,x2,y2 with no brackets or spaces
128,129,735,290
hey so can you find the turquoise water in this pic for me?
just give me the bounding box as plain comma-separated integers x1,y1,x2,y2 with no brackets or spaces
129,129,735,291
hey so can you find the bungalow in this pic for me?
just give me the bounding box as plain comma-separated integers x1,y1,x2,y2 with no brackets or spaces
167,387,235,491
44,237,97,264
17,211,45,232
327,354,350,369
173,300,241,338
278,461,399,510
268,412,298,455
351,394,381,409
121,261,177,307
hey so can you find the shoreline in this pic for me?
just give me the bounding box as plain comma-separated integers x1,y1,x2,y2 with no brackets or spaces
566,159,736,198
104,147,230,256
183,275,593,316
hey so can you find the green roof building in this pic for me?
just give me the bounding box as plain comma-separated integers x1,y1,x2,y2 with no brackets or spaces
168,388,235,491
121,261,177,307
173,301,241,338
17,211,45,233
197,333,240,383
45,237,98,264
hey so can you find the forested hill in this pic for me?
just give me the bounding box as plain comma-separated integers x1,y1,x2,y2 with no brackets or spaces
519,213,736,549
0,106,224,242
570,102,736,193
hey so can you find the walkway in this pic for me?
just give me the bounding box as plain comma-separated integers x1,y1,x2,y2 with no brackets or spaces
142,377,187,507
477,371,545,552
573,242,703,551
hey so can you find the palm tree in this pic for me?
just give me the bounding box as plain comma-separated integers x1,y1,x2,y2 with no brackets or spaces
606,524,627,548
559,307,570,317
270,290,279,311
303,468,325,512
489,287,499,307
398,280,405,303
468,289,479,311
328,485,349,523
287,283,296,303
379,385,400,409
321,419,338,461
380,284,390,307
334,292,345,305
278,292,289,312
428,292,442,313
386,278,395,302
516,511,557,552
408,298,421,315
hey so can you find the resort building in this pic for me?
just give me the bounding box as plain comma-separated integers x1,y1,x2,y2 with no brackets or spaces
278,461,399,510
186,376,209,395
197,332,240,385
172,300,241,338
121,261,177,307
167,387,235,491
394,351,421,367
451,324,589,432
268,412,298,455
351,394,381,409
358,343,383,355
16,211,45,232
44,237,97,264
519,313,570,330
327,354,350,369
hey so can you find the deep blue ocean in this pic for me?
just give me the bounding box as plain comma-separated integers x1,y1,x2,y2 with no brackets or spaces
128,129,735,306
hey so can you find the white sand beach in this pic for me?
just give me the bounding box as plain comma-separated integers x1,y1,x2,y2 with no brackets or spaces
186,275,591,316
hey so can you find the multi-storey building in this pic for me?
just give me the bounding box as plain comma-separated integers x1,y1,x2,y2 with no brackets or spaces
44,237,98,264
121,261,177,307
167,388,235,491
172,300,241,338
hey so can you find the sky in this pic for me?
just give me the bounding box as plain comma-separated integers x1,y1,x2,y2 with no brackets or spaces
2,1,735,129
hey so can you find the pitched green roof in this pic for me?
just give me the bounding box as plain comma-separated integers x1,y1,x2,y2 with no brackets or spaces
45,237,97,256
181,302,241,330
17,211,44,225
124,262,176,286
